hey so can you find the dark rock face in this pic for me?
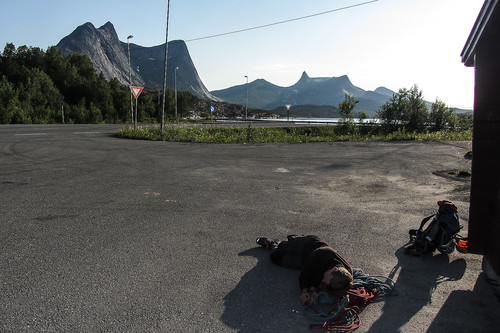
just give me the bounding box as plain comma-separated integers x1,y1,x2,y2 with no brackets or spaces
58,22,143,86
57,22,219,101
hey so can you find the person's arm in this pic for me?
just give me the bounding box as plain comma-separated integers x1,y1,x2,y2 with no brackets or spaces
299,249,324,291
300,288,312,304
299,263,320,304
299,268,314,291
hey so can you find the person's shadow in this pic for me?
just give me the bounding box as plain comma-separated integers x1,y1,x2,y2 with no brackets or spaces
368,246,466,332
221,247,310,332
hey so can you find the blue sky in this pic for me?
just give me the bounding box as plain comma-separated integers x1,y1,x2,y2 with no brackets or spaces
0,0,485,109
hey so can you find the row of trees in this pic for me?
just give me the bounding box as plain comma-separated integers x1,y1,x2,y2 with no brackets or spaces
376,85,466,132
0,44,195,124
340,85,471,133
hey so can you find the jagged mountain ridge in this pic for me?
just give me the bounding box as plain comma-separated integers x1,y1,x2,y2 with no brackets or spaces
57,21,467,116
211,71,395,115
57,22,218,100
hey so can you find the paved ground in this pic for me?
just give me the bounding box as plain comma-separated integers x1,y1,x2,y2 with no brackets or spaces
1,124,498,332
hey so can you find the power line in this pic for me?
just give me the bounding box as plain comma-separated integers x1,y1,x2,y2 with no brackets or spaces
185,0,379,43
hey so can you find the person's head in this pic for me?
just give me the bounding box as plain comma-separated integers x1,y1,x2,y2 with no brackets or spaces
322,266,353,296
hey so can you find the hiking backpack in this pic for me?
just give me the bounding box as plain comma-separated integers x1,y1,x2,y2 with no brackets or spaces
405,200,462,256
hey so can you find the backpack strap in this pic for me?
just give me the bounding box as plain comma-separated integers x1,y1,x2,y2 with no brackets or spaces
417,214,436,232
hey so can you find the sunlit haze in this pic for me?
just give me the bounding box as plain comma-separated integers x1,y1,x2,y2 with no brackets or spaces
0,0,485,109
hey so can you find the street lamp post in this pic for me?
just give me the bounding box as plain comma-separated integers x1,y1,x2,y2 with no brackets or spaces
127,35,134,125
156,85,161,114
245,75,248,120
175,66,179,119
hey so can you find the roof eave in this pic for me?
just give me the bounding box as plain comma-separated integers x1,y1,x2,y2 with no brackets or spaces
461,0,499,67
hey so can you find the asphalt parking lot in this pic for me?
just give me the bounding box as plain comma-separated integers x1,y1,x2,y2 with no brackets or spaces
1,124,498,332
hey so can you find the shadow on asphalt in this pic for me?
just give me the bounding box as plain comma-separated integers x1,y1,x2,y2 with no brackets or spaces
368,247,468,332
427,273,500,332
221,247,302,332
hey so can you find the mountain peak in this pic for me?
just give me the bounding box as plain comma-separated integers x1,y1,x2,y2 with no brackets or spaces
294,71,311,86
67,22,97,39
374,86,395,96
100,21,114,30
81,22,96,30
97,21,120,43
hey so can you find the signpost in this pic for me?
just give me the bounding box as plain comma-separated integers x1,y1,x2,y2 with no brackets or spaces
60,94,65,124
130,86,144,130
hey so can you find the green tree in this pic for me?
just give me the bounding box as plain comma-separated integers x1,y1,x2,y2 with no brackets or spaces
1,44,25,88
161,89,175,121
377,85,429,132
0,75,15,115
377,91,407,132
21,68,60,123
457,113,473,131
68,53,96,82
177,91,196,118
15,46,45,70
137,92,157,122
404,85,428,132
0,75,22,123
90,72,114,122
357,111,367,122
430,98,458,131
87,102,103,123
66,98,87,123
110,78,129,122
44,46,69,90
2,43,16,57
338,94,358,120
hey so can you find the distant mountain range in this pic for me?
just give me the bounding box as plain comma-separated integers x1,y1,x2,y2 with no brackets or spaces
211,72,396,114
57,21,470,116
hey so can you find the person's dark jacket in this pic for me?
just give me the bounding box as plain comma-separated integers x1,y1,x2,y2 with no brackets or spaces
298,245,353,291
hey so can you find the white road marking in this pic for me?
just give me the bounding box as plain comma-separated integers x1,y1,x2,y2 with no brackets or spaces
14,133,47,136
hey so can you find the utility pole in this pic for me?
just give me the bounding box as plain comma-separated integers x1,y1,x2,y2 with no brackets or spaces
161,0,171,130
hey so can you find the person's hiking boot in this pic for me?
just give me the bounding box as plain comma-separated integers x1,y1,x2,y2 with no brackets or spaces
256,237,278,250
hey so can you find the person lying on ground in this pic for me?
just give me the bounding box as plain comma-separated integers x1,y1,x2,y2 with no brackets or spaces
256,234,353,304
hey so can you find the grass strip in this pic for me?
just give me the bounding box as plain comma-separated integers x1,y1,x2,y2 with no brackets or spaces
114,125,472,144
